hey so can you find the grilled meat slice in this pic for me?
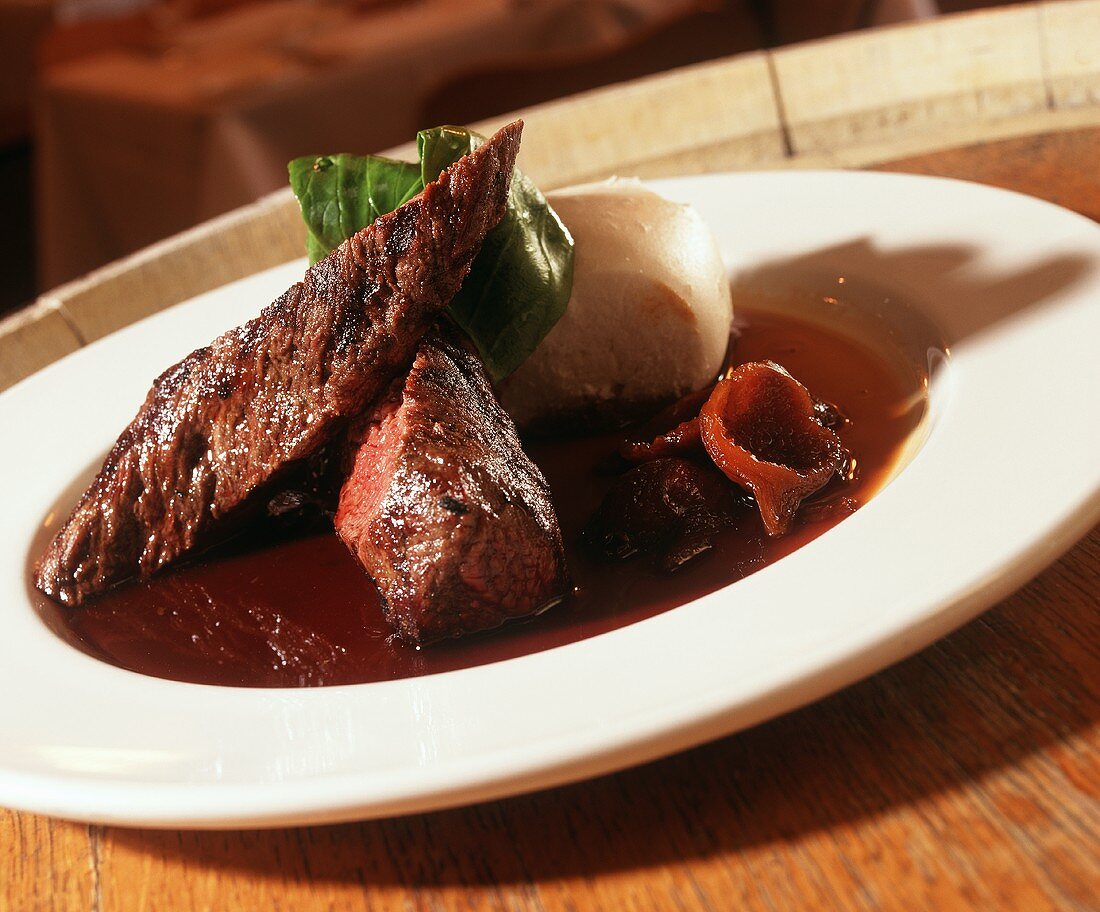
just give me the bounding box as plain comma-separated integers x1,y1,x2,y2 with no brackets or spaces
36,121,523,606
335,327,568,644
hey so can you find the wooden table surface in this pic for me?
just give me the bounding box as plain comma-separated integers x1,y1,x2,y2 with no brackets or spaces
5,113,1100,912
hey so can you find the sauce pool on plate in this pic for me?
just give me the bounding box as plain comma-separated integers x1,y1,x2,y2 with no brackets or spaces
30,307,928,687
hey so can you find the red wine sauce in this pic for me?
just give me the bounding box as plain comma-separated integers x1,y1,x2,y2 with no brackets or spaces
30,309,926,687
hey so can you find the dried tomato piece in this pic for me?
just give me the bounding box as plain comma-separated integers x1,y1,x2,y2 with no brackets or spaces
620,417,702,461
619,384,712,462
699,361,843,536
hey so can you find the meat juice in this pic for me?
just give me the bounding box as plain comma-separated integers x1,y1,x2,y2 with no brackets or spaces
30,308,928,687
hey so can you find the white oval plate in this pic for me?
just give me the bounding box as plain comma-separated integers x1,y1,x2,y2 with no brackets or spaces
2,172,1098,828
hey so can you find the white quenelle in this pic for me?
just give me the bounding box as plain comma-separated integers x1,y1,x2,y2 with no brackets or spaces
498,178,733,430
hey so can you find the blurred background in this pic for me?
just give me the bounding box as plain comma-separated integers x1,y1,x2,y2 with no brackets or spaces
2,0,1018,315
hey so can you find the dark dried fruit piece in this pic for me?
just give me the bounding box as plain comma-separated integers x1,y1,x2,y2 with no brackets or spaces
699,361,843,536
583,458,744,571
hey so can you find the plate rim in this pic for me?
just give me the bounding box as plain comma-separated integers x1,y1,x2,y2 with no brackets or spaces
2,168,1099,828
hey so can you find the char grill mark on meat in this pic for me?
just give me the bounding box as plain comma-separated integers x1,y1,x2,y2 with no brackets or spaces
36,121,523,606
335,327,569,645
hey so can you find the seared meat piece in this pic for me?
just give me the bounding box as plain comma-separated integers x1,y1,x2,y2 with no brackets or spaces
335,328,568,644
36,121,523,606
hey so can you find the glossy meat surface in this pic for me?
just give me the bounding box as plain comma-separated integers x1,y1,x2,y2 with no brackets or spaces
36,122,522,606
335,327,568,644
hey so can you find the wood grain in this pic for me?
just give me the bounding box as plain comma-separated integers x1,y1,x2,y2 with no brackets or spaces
47,190,305,346
0,300,84,394
3,4,1100,911
871,122,1100,222
1041,0,1100,109
0,812,91,911
470,51,787,187
772,4,1049,155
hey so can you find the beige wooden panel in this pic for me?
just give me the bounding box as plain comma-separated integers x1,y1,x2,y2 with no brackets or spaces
0,300,84,394
787,105,1100,170
51,189,305,345
773,4,1048,154
470,52,785,188
1041,0,1100,108
378,52,784,190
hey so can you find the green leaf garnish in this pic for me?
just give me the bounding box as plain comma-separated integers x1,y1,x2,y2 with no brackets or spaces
288,126,573,380
288,153,423,265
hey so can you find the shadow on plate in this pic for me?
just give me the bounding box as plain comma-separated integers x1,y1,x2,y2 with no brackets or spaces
731,237,1096,350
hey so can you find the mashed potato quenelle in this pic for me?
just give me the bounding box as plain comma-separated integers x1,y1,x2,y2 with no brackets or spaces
498,178,732,431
